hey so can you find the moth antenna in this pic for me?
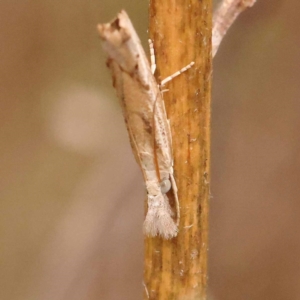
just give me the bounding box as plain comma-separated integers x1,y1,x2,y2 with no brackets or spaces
161,61,195,86
148,39,156,75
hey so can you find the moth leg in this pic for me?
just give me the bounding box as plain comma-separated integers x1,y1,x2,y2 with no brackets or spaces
165,118,180,226
169,169,180,226
148,39,156,75
161,61,195,86
160,178,171,194
167,119,172,146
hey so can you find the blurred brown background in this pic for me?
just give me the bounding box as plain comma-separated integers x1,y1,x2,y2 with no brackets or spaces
1,0,299,299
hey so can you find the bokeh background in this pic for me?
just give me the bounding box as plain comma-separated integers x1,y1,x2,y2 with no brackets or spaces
1,0,299,299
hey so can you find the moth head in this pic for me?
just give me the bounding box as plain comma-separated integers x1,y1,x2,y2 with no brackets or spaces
97,12,140,75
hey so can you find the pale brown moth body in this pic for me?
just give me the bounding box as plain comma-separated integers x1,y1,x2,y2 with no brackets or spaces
98,11,193,239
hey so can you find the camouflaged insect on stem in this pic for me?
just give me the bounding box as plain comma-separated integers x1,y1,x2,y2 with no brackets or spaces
98,11,193,239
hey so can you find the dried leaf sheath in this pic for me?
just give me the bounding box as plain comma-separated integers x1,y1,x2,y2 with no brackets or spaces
98,11,178,239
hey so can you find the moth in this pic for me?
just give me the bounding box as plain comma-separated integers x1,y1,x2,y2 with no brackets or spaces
98,11,193,239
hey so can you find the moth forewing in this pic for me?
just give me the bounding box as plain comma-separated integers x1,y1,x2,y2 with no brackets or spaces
153,90,180,225
98,10,179,239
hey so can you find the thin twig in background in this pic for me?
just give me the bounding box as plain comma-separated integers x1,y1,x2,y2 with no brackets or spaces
213,0,256,57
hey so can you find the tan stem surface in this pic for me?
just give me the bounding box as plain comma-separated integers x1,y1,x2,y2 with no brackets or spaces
144,0,212,299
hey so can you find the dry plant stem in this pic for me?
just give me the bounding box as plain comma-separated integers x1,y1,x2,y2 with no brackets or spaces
213,0,256,57
145,0,212,299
